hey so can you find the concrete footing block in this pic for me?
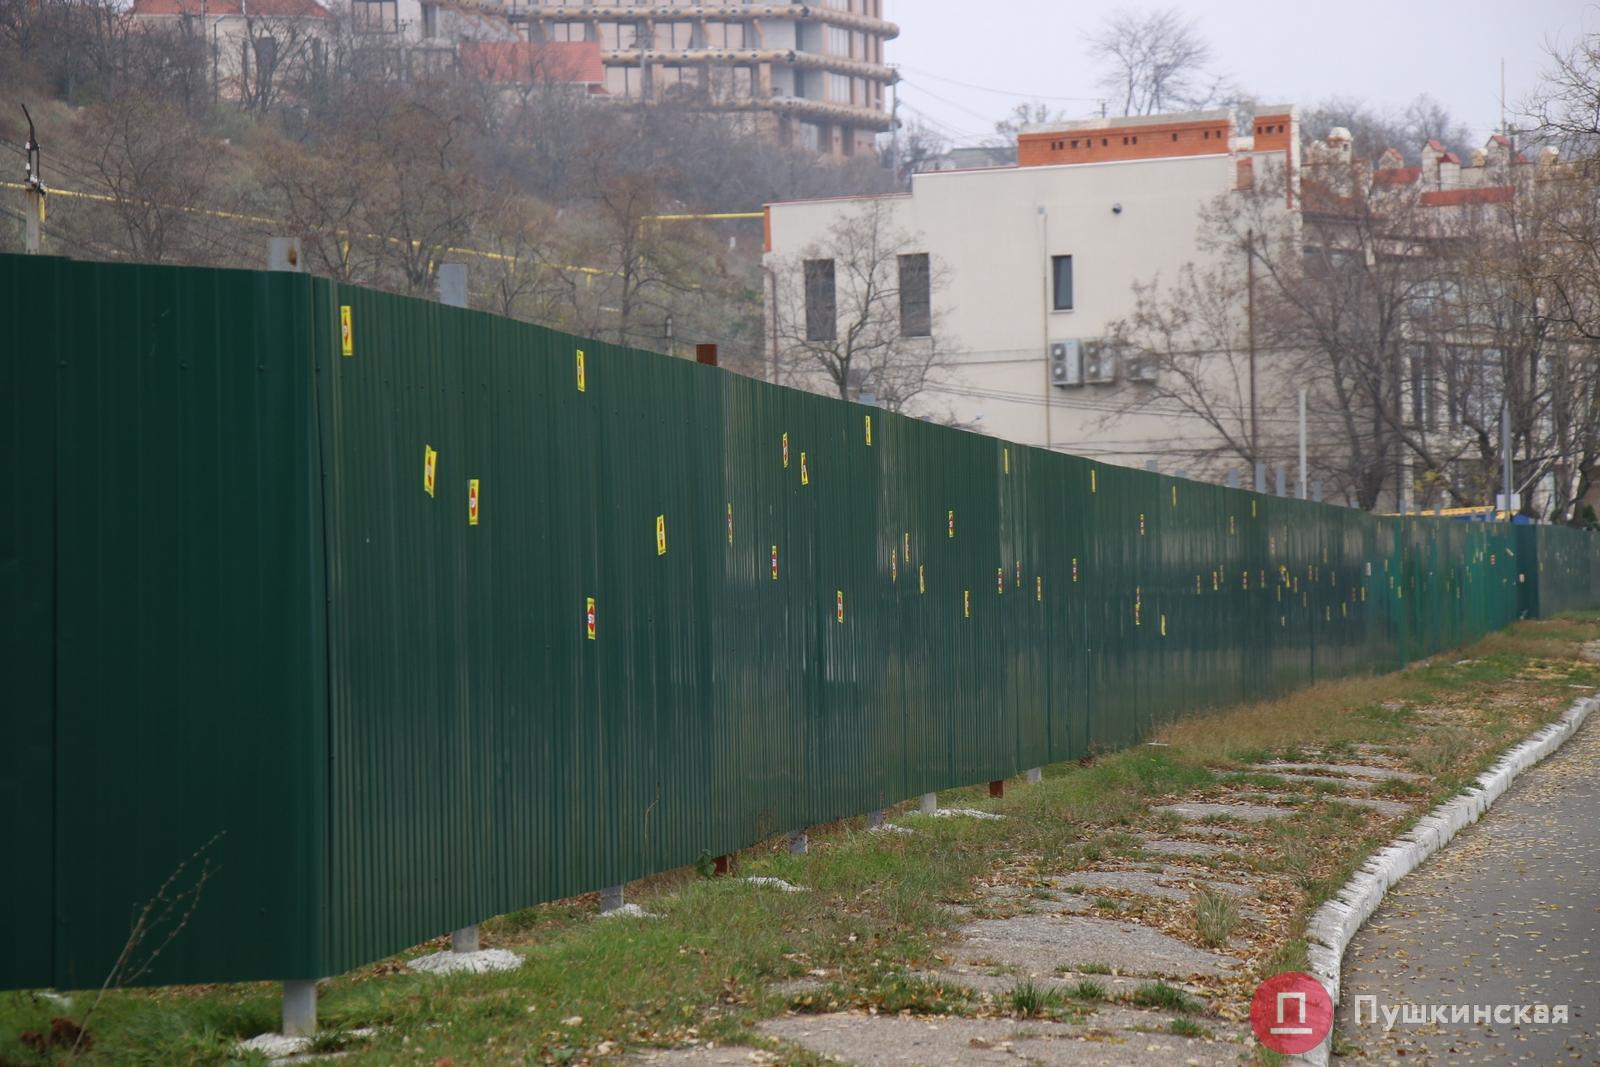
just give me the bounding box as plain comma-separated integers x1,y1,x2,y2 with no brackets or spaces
451,925,480,954
787,830,809,855
1026,767,1042,784
282,980,316,1038
599,885,625,914
919,792,937,814
866,809,886,830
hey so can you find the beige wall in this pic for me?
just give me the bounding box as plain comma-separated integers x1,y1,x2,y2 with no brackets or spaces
766,148,1287,472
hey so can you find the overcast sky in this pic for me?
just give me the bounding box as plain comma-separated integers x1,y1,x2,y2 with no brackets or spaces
884,0,1595,146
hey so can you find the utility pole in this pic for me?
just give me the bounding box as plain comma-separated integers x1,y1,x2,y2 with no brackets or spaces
1501,400,1514,519
888,71,901,181
1246,229,1257,461
20,105,45,255
1298,387,1307,500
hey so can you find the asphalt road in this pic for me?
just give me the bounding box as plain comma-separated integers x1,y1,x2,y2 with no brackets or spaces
1336,712,1600,1064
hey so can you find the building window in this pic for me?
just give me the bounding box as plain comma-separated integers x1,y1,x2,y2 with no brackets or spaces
598,21,638,49
898,253,930,337
351,0,398,32
1052,255,1073,311
804,259,837,341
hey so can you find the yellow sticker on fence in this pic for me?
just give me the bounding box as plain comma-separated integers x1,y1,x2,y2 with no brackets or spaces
892,551,899,582
771,545,780,580
576,349,586,392
340,306,354,357
1004,447,1010,475
423,446,437,498
948,510,955,538
800,452,810,485
656,515,667,556
1160,614,1167,637
468,479,480,526
586,597,597,640
919,565,926,594
837,590,846,623
963,589,971,618
1036,576,1043,602
782,432,790,468
903,532,911,562
997,567,1005,595
727,503,734,545
865,415,873,446
1091,469,1097,493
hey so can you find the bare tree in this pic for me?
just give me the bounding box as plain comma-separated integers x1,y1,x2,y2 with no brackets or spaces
68,94,226,263
1529,31,1600,149
990,100,1068,143
770,200,952,413
1085,8,1226,117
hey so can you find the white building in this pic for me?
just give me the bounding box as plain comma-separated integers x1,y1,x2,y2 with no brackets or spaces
762,107,1300,471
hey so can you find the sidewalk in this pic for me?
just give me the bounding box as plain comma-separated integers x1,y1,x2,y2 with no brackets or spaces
1335,715,1600,1063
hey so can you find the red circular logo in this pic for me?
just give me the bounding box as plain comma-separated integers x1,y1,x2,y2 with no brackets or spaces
1250,972,1333,1054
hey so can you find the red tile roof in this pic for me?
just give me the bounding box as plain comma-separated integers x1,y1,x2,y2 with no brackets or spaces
1421,185,1513,207
460,41,604,85
1426,139,1446,152
131,0,329,16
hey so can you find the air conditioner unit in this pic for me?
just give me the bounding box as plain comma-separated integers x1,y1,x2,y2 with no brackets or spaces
1083,340,1120,384
1129,358,1160,384
1049,339,1082,387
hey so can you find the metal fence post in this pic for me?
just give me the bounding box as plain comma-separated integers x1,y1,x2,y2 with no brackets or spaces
599,885,626,914
1254,463,1267,494
437,260,481,947
283,980,316,1038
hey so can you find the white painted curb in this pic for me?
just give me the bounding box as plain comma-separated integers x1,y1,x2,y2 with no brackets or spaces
1292,693,1598,1066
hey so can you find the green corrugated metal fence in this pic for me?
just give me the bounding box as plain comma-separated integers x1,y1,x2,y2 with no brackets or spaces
3,254,1596,991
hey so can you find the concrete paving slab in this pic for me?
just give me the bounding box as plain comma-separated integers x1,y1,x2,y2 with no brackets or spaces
632,1045,777,1065
951,913,1238,978
1320,794,1413,817
1154,801,1290,823
760,1010,1247,1066
1256,761,1424,782
1248,771,1378,790
1135,838,1228,857
914,966,1190,999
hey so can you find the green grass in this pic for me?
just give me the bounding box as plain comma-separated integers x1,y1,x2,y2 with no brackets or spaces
1066,980,1108,1000
1168,1017,1211,1038
1192,888,1241,948
1072,961,1113,975
1129,981,1200,1013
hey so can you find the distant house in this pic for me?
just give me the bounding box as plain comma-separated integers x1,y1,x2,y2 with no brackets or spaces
458,39,605,91
129,0,333,106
